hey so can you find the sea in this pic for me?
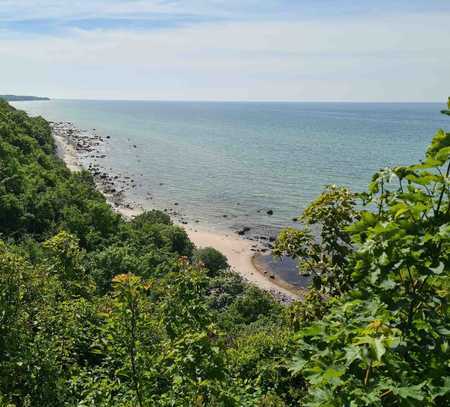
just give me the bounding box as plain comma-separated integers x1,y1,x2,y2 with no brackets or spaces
12,100,448,288
13,100,447,235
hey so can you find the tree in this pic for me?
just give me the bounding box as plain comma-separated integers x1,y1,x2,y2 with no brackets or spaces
274,185,358,295
287,104,450,406
193,247,229,276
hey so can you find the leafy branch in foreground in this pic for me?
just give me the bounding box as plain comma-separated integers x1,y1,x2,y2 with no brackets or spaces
283,101,450,406
274,185,358,295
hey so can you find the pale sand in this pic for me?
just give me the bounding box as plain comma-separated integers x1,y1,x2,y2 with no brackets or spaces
54,132,82,172
116,205,300,300
184,226,302,300
54,129,301,301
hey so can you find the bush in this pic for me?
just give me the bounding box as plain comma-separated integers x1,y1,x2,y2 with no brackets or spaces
131,210,172,228
193,246,229,276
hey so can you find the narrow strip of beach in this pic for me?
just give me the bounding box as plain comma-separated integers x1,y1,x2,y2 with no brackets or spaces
53,126,301,301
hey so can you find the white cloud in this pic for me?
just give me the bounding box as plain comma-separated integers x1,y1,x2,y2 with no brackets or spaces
0,12,449,101
0,0,289,21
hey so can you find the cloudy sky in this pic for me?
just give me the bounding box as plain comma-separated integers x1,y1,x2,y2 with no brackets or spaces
1,1,449,101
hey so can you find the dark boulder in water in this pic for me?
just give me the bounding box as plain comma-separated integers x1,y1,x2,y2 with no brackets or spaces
267,209,274,215
237,226,251,235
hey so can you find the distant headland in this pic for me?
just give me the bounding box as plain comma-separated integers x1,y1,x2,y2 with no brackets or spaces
0,95,50,101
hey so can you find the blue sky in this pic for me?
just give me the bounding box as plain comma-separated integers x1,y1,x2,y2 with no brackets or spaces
1,1,449,101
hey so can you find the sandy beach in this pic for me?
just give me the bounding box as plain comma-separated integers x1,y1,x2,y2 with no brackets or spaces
117,205,301,301
54,131,82,172
52,123,301,301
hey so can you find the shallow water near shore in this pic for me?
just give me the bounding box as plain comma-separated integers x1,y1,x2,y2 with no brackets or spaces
12,100,448,287
253,254,311,289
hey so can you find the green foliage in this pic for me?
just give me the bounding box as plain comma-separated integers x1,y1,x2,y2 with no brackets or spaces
227,323,304,404
274,185,358,295
0,102,289,406
2,99,449,406
279,104,450,406
193,246,229,276
440,97,450,116
283,290,329,330
224,286,281,326
131,209,172,227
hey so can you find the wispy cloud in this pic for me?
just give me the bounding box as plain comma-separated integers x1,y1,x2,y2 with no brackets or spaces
2,1,450,27
0,1,449,101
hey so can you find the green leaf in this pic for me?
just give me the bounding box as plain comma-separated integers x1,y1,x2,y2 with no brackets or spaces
427,128,450,158
290,357,308,374
413,157,444,169
430,377,450,399
437,327,450,336
379,279,397,290
300,324,325,337
371,337,386,361
322,367,345,382
435,146,450,162
393,383,425,400
430,262,445,275
344,346,361,366
379,252,390,266
394,206,410,219
361,211,377,225
368,180,379,193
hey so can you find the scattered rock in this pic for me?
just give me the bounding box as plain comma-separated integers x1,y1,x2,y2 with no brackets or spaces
237,226,251,236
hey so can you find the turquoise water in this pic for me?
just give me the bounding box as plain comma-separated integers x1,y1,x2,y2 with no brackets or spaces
13,100,448,236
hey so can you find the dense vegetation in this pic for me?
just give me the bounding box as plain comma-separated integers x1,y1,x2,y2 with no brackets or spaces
0,99,449,406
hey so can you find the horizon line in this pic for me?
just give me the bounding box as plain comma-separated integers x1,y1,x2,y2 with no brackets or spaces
13,96,446,104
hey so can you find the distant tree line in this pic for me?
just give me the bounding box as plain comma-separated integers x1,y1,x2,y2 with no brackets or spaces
0,95,50,101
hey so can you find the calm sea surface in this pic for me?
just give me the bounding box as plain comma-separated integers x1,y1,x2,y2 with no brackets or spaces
13,100,448,237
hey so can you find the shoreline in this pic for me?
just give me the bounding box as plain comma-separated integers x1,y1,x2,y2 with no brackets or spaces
51,121,302,302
